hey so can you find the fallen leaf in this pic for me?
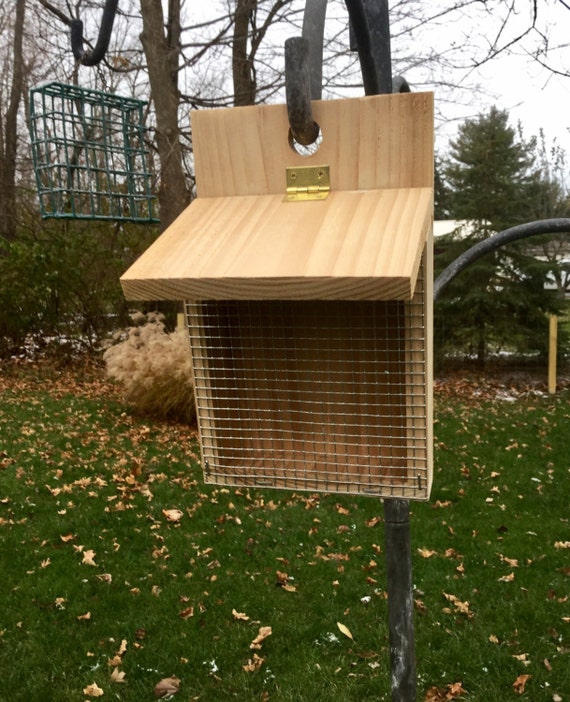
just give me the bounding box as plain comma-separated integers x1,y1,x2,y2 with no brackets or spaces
82,549,97,566
110,667,126,683
337,622,354,641
498,572,515,582
554,541,570,550
513,674,531,694
365,516,381,527
40,558,51,568
162,509,183,523
442,593,472,617
417,548,437,558
154,676,180,698
96,573,112,584
512,653,531,666
243,653,265,672
232,609,250,621
488,634,499,644
83,682,104,697
250,626,272,650
447,682,467,698
77,611,91,621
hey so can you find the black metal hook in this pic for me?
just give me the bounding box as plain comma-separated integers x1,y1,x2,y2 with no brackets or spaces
285,37,320,146
285,0,409,146
71,0,119,67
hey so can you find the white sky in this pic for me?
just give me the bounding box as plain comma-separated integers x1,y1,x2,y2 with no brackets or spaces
425,1,570,163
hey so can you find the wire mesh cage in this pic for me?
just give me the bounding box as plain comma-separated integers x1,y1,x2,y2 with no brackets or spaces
29,81,158,223
185,253,431,499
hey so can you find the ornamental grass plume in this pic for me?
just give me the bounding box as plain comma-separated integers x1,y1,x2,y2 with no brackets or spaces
103,311,196,424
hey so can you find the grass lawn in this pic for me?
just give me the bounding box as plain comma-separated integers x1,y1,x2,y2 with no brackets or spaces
0,362,568,701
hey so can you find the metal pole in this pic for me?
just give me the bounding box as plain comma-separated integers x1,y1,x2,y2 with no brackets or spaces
384,498,416,701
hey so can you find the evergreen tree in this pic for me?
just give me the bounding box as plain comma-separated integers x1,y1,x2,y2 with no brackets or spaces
436,107,565,367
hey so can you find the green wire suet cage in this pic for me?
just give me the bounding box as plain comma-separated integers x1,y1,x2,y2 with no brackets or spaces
29,81,159,223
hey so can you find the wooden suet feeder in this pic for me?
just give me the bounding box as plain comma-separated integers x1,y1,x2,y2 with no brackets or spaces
29,81,158,223
121,92,434,500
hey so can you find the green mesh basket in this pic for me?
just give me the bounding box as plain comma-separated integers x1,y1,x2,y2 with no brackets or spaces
29,82,159,223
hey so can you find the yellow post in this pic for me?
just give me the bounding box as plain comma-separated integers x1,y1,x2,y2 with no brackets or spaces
548,315,558,394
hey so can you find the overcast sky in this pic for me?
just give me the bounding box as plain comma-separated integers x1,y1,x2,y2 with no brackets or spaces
426,1,570,165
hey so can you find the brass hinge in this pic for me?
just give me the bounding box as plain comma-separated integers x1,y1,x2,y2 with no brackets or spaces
284,165,330,202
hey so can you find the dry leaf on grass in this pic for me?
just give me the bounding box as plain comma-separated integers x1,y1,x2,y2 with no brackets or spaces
442,593,472,618
513,673,531,694
498,572,515,582
243,653,265,672
250,626,272,650
154,676,180,698
162,509,183,523
232,609,250,621
337,622,354,641
82,549,97,566
110,667,126,683
424,682,466,701
83,682,104,697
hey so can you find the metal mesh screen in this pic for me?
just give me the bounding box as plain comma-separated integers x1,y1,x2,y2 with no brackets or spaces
29,82,158,223
186,262,430,499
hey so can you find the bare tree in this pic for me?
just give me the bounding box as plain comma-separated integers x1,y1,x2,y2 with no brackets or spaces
140,0,190,229
0,0,26,241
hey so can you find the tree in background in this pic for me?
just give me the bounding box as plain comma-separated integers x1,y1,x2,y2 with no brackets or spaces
0,0,26,242
436,106,567,367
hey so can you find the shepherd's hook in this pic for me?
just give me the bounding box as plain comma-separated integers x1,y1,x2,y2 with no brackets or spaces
71,0,119,67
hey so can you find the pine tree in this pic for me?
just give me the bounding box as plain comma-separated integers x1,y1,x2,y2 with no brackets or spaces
436,107,564,368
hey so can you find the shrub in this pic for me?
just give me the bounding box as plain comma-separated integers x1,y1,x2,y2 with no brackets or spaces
103,312,196,424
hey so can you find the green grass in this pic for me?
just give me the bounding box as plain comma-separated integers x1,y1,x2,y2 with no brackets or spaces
0,363,568,701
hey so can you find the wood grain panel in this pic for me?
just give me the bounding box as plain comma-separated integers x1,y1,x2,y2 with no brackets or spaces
121,187,433,301
192,92,434,196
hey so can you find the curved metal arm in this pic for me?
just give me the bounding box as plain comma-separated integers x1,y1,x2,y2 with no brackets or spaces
285,37,320,145
71,0,119,66
344,0,380,95
302,0,327,101
286,0,400,145
434,219,570,300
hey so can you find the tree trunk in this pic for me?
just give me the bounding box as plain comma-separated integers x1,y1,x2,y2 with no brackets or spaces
140,0,190,230
476,318,486,369
0,0,26,242
233,0,256,106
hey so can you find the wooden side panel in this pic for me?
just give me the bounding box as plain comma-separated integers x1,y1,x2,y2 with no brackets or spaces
402,236,433,500
192,92,434,196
